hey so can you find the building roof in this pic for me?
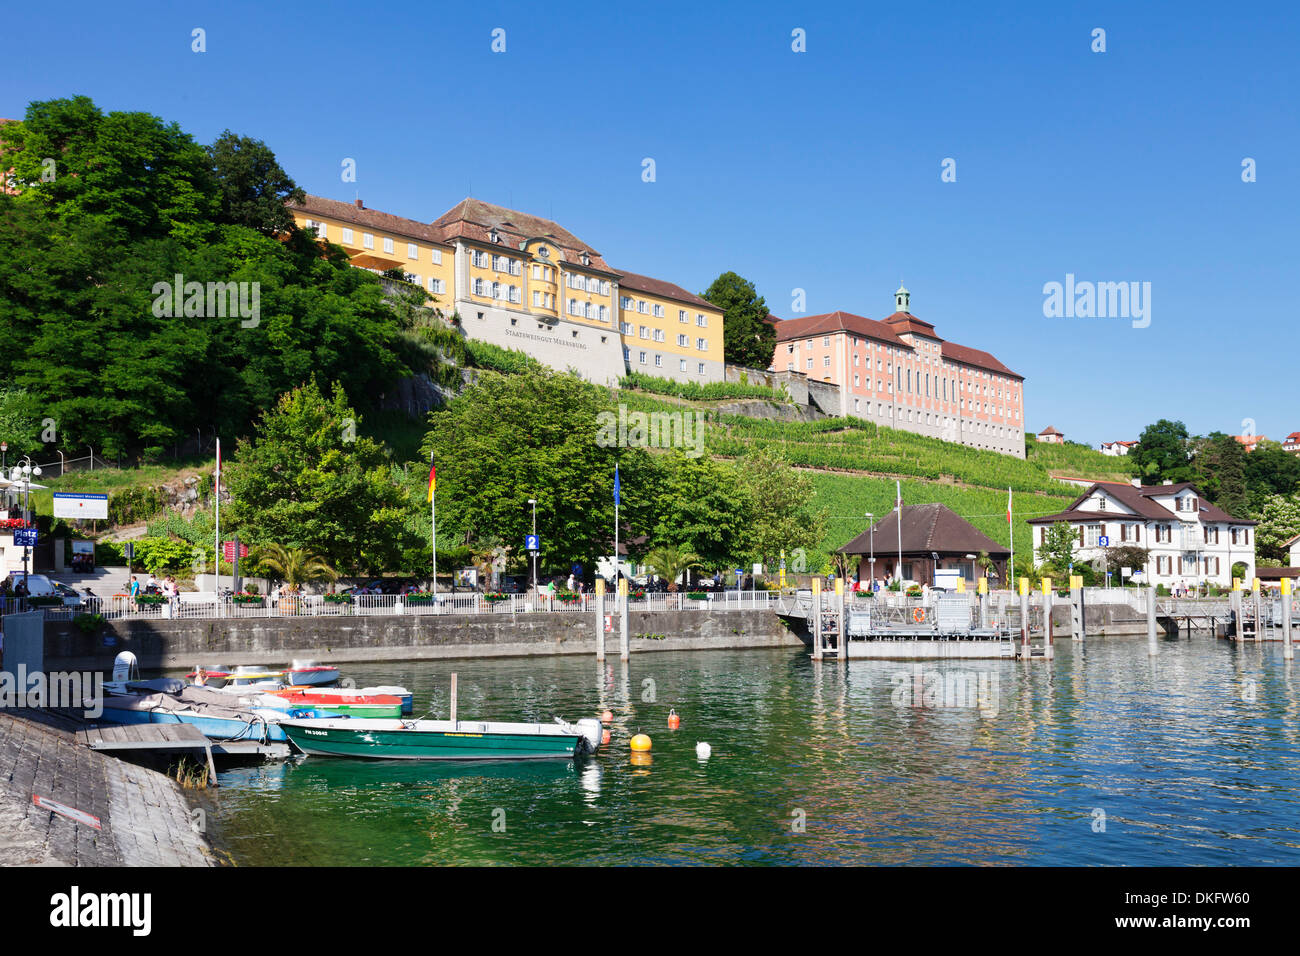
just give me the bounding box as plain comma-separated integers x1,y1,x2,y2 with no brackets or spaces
430,198,611,270
1038,425,1063,436
941,339,1023,379
881,310,940,338
1027,481,1256,525
290,194,447,245
838,503,1010,558
615,269,717,310
772,311,911,348
1102,440,1138,447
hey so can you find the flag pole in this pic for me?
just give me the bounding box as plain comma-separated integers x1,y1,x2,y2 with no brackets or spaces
896,479,903,584
214,438,221,598
614,463,620,585
430,455,437,594
1008,486,1014,587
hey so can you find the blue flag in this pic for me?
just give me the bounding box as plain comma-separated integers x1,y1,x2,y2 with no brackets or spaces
614,464,621,506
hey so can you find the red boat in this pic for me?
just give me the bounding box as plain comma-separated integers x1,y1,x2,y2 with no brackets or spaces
267,687,405,718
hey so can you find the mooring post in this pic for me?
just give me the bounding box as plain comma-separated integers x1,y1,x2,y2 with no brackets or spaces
1041,577,1054,660
1019,577,1030,656
450,672,458,728
836,577,846,664
1283,578,1294,661
978,576,988,629
595,577,606,661
1147,585,1159,657
1070,577,1084,642
1232,579,1243,643
811,577,823,660
618,577,630,661
1254,578,1263,644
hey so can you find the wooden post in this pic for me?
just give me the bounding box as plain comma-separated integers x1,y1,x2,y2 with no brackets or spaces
1232,579,1243,643
1253,578,1263,643
811,577,823,660
978,576,988,629
595,577,606,661
449,672,458,727
618,577,629,661
1283,578,1294,661
1041,577,1054,659
1070,576,1084,642
1019,577,1030,656
1147,586,1159,657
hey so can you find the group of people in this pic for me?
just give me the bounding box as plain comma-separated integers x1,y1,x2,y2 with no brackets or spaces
129,573,181,600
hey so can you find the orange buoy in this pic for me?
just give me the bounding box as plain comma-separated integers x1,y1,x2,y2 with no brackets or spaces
601,729,611,746
630,733,652,752
667,709,681,730
600,710,613,724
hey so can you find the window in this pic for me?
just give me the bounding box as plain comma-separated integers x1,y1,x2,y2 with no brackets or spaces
431,249,442,265
363,233,374,250
598,305,609,322
698,338,708,351
428,278,445,294
654,354,663,368
472,250,486,267
680,359,688,372
623,346,630,361
491,282,501,299
639,351,647,365
1086,524,1102,547
639,326,649,339
407,243,418,260
341,227,354,244
621,296,633,310
621,321,633,334
698,362,705,375
807,358,813,370
822,336,830,346
472,278,483,296
511,260,521,277
532,265,541,279
678,334,689,346
653,328,665,342
637,300,649,314
383,237,394,254
823,356,830,368
680,310,688,323
533,290,541,307
697,314,708,327
653,304,665,318
509,286,520,304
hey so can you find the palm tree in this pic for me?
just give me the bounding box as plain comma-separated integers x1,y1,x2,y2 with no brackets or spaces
252,543,339,593
642,544,701,592
470,536,510,589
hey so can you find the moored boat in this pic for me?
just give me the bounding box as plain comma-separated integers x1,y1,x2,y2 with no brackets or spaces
281,716,603,761
268,687,403,718
285,660,340,687
93,679,336,742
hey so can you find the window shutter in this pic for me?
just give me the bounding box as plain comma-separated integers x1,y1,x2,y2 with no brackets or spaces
1078,526,1084,546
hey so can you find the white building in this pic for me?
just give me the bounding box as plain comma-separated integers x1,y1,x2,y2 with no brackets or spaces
1100,440,1137,456
1027,479,1256,588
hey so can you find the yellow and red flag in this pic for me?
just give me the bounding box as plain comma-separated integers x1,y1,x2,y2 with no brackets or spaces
427,454,436,503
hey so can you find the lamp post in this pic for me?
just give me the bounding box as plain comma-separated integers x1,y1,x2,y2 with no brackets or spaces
865,512,875,590
11,457,42,585
1,442,7,472
528,498,537,595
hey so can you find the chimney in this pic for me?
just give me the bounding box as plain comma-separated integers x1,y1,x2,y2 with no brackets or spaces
354,198,364,209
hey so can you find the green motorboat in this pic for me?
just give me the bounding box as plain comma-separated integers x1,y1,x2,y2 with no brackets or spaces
280,716,604,761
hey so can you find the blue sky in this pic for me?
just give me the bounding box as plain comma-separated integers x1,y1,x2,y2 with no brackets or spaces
6,0,1297,448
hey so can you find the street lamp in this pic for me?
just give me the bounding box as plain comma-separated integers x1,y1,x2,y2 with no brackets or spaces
1,442,7,472
11,458,42,585
528,498,537,594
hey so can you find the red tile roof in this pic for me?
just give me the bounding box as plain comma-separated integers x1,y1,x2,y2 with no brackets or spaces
615,270,717,310
430,198,611,270
1027,481,1255,525
772,311,911,348
838,503,1010,557
882,311,939,338
941,340,1022,379
1038,425,1063,435
290,195,447,245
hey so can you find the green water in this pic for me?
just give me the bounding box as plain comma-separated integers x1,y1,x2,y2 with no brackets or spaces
205,639,1300,865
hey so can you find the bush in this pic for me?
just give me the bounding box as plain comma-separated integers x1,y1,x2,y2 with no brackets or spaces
464,340,541,375
322,592,353,604
231,593,264,605
72,612,104,634
620,371,790,403
95,542,127,566
108,487,167,525
686,591,708,600
133,537,200,575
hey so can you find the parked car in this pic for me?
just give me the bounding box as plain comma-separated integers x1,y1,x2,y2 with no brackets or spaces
1,574,84,606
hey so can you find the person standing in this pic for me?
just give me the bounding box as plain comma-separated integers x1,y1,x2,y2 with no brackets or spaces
129,576,140,599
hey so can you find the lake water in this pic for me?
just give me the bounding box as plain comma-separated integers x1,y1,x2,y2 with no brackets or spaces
205,637,1300,865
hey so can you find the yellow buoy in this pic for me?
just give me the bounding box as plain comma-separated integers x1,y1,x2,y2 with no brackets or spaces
630,733,652,752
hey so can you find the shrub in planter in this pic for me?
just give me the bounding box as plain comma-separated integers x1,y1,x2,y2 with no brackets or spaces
26,595,65,607
403,592,436,604
231,592,265,606
686,591,709,600
627,589,646,600
483,592,511,603
323,593,354,604
134,594,167,606
554,589,583,604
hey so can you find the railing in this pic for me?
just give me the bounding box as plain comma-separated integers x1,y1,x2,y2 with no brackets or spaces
28,589,787,624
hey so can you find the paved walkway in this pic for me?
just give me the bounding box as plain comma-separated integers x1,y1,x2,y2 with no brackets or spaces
0,711,215,866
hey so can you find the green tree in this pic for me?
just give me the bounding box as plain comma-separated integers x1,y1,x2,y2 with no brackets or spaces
735,446,827,570
1102,545,1150,582
250,543,339,592
206,130,305,235
0,388,43,456
1190,432,1249,517
1130,420,1192,485
642,544,701,591
1036,520,1078,574
225,379,415,575
420,368,657,574
647,453,754,570
700,271,775,369
1255,494,1300,563
1244,440,1300,512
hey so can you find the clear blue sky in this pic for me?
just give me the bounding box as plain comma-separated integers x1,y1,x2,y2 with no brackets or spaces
7,1,1297,448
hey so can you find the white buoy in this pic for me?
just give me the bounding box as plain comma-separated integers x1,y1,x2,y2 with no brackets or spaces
695,741,712,760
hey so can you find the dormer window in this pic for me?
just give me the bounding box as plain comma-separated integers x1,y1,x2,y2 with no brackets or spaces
490,229,501,244
580,252,591,266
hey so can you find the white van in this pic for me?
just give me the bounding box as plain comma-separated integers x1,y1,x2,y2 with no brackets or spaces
2,574,84,607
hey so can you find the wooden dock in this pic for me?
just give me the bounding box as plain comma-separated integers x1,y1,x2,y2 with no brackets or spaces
75,724,291,786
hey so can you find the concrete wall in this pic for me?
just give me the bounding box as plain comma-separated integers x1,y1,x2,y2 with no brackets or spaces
44,609,804,671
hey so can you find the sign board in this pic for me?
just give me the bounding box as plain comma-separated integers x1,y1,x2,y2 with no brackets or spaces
734,568,743,577
13,528,37,547
1098,535,1110,547
52,492,109,520
71,540,94,572
32,794,101,830
455,567,478,588
1121,567,1132,578
753,563,763,576
525,534,539,552
222,541,249,562
604,614,613,633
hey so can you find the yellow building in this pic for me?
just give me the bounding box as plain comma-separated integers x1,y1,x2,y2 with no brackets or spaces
289,195,724,386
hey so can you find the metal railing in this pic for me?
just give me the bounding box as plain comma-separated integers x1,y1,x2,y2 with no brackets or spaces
26,589,787,624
